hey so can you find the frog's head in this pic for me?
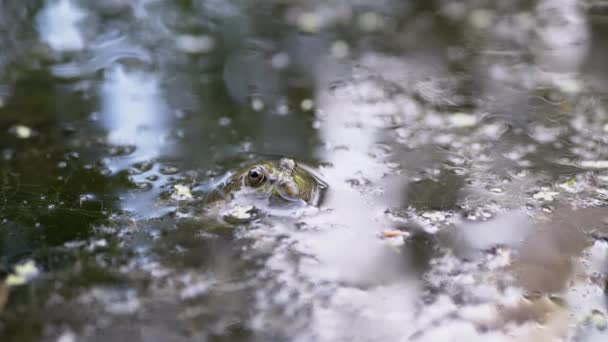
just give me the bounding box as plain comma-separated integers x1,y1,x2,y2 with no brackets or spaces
231,158,326,207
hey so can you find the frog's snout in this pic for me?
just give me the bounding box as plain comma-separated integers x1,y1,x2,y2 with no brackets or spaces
276,179,300,201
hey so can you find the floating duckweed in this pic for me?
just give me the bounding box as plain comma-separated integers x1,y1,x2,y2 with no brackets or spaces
223,205,255,223
10,124,34,139
301,99,314,111
172,184,193,201
6,260,40,286
588,309,607,330
532,190,559,202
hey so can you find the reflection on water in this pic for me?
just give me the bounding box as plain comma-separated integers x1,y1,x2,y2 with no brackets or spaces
3,0,608,341
37,0,86,52
101,66,172,165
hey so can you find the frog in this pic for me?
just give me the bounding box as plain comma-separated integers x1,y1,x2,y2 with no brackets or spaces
207,158,328,221
210,157,327,207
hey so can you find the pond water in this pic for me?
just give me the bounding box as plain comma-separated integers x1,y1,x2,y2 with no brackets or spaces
2,0,608,341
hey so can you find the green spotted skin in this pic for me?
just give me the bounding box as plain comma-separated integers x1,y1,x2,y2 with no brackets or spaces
210,158,326,206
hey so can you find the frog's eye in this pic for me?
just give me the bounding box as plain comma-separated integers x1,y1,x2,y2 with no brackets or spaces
246,166,266,187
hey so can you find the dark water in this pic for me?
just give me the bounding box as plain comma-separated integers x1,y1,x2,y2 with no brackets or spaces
2,0,608,341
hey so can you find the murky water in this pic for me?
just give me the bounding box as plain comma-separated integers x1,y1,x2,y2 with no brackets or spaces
2,0,608,341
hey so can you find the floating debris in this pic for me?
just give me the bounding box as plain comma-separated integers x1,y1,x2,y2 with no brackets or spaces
301,98,314,111
579,160,608,169
448,113,477,128
223,205,255,223
6,260,40,286
532,190,559,202
175,34,215,54
381,230,409,238
587,309,607,330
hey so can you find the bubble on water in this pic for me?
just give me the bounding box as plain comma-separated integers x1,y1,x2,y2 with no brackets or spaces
487,186,504,194
159,165,179,175
109,145,136,156
541,205,553,213
129,161,154,174
145,174,159,182
57,161,68,169
134,182,153,191
175,34,215,54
